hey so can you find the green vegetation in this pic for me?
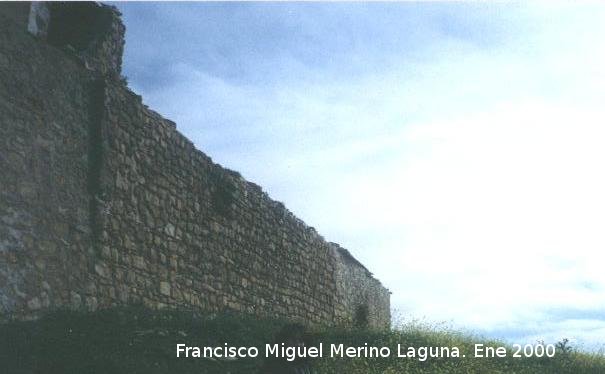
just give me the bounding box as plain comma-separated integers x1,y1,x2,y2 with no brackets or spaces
1,307,603,373
314,324,604,374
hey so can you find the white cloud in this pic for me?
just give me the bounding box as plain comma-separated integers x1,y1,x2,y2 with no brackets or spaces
122,2,605,348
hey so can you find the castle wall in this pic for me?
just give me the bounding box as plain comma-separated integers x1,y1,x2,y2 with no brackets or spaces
92,81,341,325
332,245,391,328
0,2,390,328
0,5,96,317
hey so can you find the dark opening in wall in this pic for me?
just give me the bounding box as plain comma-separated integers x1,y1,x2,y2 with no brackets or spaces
354,304,369,328
210,170,237,219
47,2,111,52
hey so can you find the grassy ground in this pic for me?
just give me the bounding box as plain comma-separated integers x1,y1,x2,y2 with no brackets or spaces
1,307,603,373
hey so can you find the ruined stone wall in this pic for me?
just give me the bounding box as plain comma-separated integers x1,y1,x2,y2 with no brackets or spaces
332,244,391,328
0,3,97,317
0,2,390,328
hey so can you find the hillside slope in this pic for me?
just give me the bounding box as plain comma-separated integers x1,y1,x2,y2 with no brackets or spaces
1,307,603,373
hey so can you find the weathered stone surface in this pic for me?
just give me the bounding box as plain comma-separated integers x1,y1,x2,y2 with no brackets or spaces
70,291,82,308
27,297,41,310
94,263,109,278
0,2,390,328
27,2,49,38
159,281,171,296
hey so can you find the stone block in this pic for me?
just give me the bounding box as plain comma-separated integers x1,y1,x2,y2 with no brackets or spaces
159,281,171,296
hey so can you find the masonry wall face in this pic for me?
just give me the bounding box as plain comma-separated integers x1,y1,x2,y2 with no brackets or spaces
332,245,391,328
0,2,390,328
0,4,96,316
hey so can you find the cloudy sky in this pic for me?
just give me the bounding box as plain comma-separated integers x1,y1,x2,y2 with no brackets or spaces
114,2,605,349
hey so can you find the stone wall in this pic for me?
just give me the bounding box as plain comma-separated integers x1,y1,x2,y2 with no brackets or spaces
0,2,97,316
332,244,391,328
0,2,390,328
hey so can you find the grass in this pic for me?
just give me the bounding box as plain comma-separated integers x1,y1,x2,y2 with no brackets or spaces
1,307,603,373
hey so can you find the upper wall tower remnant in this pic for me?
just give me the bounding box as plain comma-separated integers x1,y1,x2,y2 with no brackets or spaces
28,1,125,77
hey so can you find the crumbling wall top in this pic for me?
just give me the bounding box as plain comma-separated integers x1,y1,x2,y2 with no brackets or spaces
28,1,125,77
